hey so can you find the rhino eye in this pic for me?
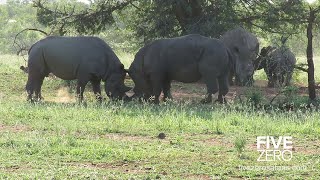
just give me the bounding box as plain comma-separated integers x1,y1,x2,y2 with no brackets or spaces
234,47,240,53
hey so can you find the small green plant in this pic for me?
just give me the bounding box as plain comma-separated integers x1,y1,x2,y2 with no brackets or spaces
245,88,264,107
215,122,223,135
234,135,246,158
283,86,299,101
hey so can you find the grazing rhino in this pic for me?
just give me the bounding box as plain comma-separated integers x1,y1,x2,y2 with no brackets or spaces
26,36,130,102
254,46,296,87
220,27,259,86
128,34,243,104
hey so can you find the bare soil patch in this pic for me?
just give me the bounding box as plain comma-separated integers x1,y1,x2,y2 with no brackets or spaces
104,133,173,145
104,133,155,142
169,80,311,102
184,134,234,149
0,124,30,132
67,161,153,175
55,87,75,103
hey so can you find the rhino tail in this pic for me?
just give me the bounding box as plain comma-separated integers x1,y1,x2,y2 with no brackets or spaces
20,66,28,73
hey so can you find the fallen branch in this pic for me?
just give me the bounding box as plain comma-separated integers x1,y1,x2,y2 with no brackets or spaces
269,90,285,105
13,28,48,57
294,63,308,72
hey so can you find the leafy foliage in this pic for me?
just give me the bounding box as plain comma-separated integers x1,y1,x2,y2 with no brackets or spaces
0,0,47,54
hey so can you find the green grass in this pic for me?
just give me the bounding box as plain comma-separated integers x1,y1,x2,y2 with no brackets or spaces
0,54,320,179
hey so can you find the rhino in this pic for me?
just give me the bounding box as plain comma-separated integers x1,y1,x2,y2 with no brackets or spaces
220,27,259,86
25,36,130,102
254,46,296,87
128,34,241,104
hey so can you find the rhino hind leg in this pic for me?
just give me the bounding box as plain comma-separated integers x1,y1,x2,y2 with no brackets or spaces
26,75,34,101
26,68,47,102
34,76,45,101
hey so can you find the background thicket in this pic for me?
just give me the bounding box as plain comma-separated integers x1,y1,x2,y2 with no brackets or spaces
0,0,320,55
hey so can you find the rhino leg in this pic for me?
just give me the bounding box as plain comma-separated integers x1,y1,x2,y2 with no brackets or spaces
34,76,45,101
26,74,34,101
90,78,102,102
149,74,164,104
265,69,274,88
279,73,285,87
217,75,229,104
26,67,47,102
76,79,89,102
199,60,219,103
284,71,293,86
228,70,235,86
162,80,172,101
201,75,218,104
268,75,276,88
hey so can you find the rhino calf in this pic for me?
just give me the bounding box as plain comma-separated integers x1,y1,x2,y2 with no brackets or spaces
254,46,296,87
128,34,237,104
26,36,130,102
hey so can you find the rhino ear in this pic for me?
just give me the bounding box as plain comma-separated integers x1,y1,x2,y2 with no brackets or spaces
234,46,240,53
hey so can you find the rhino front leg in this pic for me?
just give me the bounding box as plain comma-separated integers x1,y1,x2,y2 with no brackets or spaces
285,71,293,86
150,73,164,104
217,75,229,103
162,80,172,102
201,76,218,104
76,79,89,102
228,70,235,86
266,72,274,87
91,79,102,102
199,62,219,103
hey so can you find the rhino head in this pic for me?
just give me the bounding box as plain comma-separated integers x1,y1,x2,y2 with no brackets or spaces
254,46,276,70
221,27,259,85
128,67,151,99
105,64,131,100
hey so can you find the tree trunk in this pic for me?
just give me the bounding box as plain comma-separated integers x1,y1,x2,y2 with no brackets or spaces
173,0,203,34
306,8,316,101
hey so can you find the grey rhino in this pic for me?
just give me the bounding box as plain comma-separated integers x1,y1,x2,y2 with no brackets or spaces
254,46,296,87
128,34,239,104
220,27,259,86
26,36,130,102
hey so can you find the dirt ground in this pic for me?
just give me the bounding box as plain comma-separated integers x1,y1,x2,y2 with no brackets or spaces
143,79,312,102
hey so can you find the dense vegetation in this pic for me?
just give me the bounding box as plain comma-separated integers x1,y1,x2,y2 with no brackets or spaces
1,0,320,55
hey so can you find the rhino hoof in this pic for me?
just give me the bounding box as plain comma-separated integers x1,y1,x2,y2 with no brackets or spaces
122,95,132,102
215,98,227,104
200,98,212,104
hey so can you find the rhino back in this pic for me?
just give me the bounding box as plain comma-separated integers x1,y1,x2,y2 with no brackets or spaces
142,34,229,81
29,36,116,80
269,48,296,70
